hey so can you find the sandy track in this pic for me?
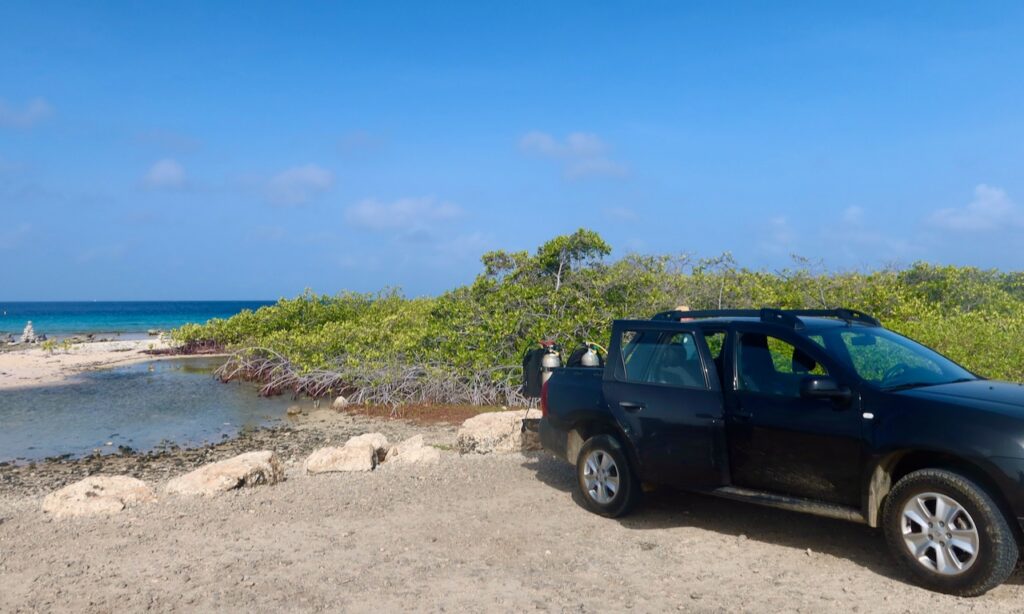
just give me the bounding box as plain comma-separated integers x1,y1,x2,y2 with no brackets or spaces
2,451,1023,612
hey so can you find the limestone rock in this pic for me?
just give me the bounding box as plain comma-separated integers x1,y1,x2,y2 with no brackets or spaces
42,476,155,519
331,395,349,410
346,432,388,463
386,434,441,465
455,409,542,454
305,442,376,473
286,405,302,416
166,451,284,496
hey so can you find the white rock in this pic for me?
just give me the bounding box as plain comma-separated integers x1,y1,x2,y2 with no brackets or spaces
346,432,389,462
166,451,284,496
305,442,377,473
385,434,441,465
42,476,155,519
455,409,542,454
331,395,349,410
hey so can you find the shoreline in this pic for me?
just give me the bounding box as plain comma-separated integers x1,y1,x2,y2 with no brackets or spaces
0,338,214,391
0,407,458,498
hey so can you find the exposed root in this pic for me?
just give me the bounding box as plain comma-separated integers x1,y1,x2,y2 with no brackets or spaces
214,348,527,413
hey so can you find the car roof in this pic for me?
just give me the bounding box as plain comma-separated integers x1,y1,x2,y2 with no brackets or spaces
633,316,877,331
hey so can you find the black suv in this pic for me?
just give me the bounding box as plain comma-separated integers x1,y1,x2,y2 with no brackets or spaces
537,308,1024,596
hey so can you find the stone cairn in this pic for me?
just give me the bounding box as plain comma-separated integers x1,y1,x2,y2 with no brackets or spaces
20,321,40,344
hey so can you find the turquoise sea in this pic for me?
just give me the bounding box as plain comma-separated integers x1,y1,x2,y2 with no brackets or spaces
0,302,286,462
0,301,274,337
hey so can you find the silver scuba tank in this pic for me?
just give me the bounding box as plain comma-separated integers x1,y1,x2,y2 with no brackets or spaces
581,345,601,367
541,348,562,384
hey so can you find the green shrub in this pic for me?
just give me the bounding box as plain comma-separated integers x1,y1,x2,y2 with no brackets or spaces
173,230,1024,386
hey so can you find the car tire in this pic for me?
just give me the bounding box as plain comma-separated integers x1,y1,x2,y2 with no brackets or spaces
576,434,641,518
882,468,1018,596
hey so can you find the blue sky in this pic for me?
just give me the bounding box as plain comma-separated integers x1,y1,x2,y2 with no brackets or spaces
2,1,1023,300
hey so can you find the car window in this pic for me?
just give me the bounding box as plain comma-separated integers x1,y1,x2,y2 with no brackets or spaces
620,331,657,380
836,329,972,388
619,330,706,388
737,333,826,397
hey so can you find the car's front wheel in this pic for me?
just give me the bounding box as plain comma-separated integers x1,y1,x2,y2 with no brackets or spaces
882,468,1018,596
575,435,640,518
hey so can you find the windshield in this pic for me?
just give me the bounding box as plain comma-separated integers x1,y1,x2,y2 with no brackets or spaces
806,327,976,390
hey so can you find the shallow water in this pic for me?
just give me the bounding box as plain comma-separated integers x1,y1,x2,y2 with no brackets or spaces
0,357,294,462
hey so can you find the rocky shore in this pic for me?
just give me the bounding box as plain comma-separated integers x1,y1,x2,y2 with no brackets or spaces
0,408,452,498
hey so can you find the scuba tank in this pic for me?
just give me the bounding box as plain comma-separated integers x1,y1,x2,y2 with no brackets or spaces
581,344,601,367
540,343,562,384
567,342,606,368
522,340,562,397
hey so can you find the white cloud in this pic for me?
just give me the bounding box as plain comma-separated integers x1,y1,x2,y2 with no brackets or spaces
143,158,187,189
0,97,53,128
265,164,334,206
344,197,462,231
929,184,1023,232
519,130,627,179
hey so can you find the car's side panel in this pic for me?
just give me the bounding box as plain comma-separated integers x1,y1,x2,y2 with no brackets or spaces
542,366,640,468
603,320,729,488
862,389,1024,520
722,324,866,506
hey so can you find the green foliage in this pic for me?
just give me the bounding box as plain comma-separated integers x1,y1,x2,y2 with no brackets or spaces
173,230,1024,387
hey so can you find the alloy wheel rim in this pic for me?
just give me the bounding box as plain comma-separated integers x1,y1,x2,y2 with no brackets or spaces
582,450,620,504
900,491,980,576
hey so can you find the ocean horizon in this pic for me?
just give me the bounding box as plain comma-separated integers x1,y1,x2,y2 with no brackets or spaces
0,301,275,336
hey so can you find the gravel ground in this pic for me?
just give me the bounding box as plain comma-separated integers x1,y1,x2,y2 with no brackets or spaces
3,438,1024,612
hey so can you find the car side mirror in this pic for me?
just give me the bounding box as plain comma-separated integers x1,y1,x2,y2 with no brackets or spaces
800,375,851,403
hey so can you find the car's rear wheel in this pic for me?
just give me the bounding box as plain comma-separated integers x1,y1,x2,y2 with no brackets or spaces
576,435,640,518
882,468,1018,596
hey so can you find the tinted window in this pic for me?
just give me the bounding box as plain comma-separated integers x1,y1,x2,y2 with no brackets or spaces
620,331,658,381
737,333,826,397
619,330,706,388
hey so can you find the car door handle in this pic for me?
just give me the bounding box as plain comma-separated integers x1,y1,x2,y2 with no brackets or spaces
619,401,645,413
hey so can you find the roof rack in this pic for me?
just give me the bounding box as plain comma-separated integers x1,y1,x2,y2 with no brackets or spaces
649,308,880,329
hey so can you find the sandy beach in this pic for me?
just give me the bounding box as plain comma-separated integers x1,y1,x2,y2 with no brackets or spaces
0,339,176,391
